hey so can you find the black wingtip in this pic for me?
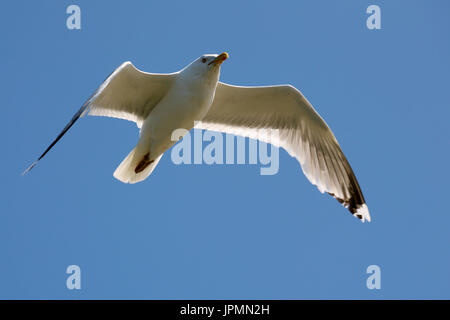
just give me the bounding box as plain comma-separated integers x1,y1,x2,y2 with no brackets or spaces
22,160,38,176
21,97,92,178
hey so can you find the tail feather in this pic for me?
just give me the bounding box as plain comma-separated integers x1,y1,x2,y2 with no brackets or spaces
113,147,162,184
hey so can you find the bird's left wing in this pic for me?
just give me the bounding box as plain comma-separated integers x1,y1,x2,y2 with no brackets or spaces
196,82,370,222
23,62,175,174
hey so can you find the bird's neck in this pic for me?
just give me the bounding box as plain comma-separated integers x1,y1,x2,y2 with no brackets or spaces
177,70,220,92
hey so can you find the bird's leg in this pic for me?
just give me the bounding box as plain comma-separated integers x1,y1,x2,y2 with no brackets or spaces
135,152,154,173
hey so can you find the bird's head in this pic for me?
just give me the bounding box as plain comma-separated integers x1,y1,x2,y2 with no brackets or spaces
181,52,229,82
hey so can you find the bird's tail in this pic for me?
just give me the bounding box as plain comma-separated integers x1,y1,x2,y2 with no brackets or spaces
113,147,163,184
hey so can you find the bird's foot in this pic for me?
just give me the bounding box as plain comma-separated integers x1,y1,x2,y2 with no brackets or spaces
135,153,154,173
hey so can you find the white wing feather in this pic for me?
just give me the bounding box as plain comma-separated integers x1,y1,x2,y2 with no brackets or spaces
197,82,370,222
82,61,175,128
23,62,174,174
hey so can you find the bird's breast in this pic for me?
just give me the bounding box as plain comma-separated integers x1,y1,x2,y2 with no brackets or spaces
143,81,216,140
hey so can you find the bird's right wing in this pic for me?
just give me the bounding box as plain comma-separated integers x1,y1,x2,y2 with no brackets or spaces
81,61,175,127
23,61,175,174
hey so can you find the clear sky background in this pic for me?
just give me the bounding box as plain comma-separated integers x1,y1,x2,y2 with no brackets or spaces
1,0,449,299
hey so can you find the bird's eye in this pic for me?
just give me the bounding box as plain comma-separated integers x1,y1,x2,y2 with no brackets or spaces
201,58,207,63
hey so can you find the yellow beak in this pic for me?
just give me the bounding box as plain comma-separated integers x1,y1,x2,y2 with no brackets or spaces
209,52,229,66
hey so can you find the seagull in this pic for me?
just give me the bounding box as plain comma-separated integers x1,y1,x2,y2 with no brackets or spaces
24,52,370,222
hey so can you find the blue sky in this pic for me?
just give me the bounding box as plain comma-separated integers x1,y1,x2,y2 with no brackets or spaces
1,0,449,299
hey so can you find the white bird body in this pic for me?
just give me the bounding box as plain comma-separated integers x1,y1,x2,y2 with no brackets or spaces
143,65,219,152
117,61,221,183
24,52,371,222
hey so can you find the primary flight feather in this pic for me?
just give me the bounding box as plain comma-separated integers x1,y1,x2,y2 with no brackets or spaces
24,52,370,222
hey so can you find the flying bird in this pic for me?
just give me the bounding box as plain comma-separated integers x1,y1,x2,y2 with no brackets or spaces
24,52,370,222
